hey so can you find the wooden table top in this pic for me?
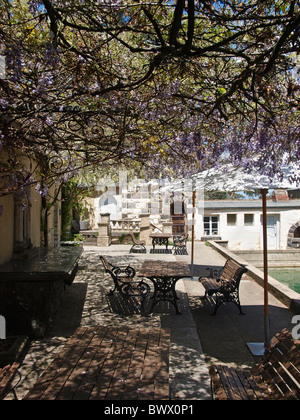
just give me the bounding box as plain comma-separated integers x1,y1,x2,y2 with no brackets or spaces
24,326,170,400
149,233,171,238
138,260,191,278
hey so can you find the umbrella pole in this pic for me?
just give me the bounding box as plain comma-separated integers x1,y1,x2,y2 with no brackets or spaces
262,188,270,346
247,188,270,356
191,189,196,279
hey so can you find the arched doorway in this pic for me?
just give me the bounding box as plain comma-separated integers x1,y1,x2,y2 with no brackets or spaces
294,226,300,238
287,221,300,248
98,194,117,222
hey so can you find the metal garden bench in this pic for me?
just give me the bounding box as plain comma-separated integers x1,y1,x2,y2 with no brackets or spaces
100,256,150,315
172,234,188,255
199,259,247,315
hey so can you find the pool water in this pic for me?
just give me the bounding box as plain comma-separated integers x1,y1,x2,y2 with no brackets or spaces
268,269,300,294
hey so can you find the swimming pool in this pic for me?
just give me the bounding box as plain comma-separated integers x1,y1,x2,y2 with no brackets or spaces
268,269,300,294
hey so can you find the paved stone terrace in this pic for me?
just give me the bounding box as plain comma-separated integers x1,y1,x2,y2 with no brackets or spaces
6,242,296,400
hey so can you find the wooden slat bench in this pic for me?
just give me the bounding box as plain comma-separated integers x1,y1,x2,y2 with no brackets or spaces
210,328,300,400
129,232,146,254
24,326,170,400
100,256,151,315
0,363,20,400
199,259,247,315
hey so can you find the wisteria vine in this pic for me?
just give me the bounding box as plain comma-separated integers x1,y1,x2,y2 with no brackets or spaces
0,0,299,203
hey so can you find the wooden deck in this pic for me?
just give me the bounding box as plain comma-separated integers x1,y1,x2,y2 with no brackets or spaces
24,326,170,400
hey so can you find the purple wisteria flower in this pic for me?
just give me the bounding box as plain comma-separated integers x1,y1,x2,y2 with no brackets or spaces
98,0,122,8
45,116,53,126
0,99,8,110
32,74,53,97
5,43,22,82
45,42,60,69
28,0,40,15
35,184,49,198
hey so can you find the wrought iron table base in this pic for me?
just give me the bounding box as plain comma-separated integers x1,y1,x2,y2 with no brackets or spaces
152,237,169,250
149,277,182,314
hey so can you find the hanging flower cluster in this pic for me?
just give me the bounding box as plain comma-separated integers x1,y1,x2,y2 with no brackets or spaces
0,0,298,197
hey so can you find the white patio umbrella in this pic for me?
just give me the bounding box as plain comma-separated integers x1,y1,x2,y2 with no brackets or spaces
192,164,300,354
155,163,300,352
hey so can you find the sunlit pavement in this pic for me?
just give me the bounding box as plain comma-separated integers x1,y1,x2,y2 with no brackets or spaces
9,242,296,400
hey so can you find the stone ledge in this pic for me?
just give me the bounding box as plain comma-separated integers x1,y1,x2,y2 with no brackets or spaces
208,240,300,315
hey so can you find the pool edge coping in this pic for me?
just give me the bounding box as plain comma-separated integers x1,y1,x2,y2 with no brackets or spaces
207,241,300,315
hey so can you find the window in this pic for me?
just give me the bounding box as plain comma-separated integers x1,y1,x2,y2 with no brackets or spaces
227,214,237,226
204,216,219,236
244,214,254,226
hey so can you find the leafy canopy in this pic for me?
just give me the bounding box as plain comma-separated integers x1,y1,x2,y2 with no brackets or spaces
0,0,299,195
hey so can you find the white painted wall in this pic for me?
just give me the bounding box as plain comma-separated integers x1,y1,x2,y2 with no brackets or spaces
197,207,300,250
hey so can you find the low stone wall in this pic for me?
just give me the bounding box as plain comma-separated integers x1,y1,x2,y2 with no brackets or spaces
208,241,300,315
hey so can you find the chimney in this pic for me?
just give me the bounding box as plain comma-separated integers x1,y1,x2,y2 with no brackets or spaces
272,189,289,202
